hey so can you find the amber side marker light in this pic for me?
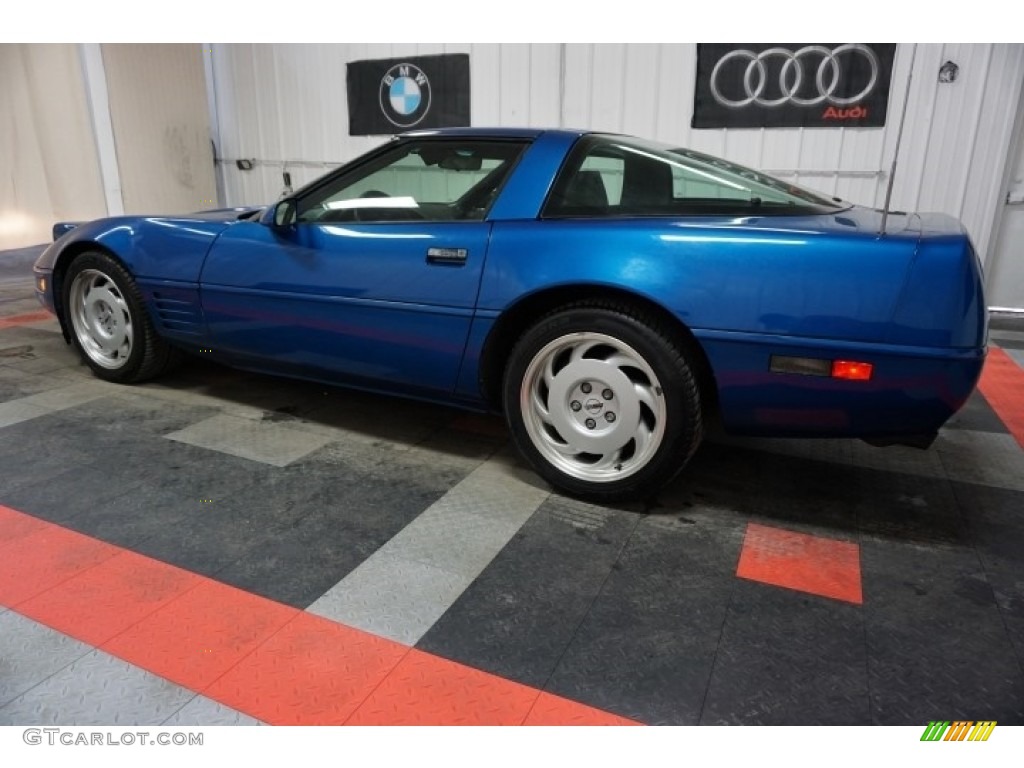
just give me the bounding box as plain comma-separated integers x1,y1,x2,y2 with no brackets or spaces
832,360,874,381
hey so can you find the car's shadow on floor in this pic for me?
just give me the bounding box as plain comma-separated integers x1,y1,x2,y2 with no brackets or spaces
129,352,987,549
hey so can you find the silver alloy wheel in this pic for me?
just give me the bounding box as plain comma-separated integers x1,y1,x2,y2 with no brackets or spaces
68,268,133,370
519,332,667,482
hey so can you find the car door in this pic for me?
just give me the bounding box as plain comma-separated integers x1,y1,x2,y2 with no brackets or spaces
200,138,528,397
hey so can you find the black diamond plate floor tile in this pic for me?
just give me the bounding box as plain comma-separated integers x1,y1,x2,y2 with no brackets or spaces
861,537,1024,723
700,580,869,724
540,515,744,725
945,390,1011,434
416,496,637,688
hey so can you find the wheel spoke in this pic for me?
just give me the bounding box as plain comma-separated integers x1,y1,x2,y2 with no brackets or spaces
603,352,637,371
530,385,550,419
569,339,602,363
635,382,659,414
588,447,624,471
632,420,653,457
542,354,557,391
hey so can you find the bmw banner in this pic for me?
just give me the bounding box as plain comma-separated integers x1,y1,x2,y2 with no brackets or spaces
347,54,471,135
692,44,897,129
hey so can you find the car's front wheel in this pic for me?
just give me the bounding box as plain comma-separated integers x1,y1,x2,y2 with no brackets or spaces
63,251,179,383
503,303,703,502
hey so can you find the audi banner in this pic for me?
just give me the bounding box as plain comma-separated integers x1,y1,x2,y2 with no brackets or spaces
692,44,897,129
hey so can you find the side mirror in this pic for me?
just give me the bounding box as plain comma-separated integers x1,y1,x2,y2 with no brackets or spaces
272,198,297,228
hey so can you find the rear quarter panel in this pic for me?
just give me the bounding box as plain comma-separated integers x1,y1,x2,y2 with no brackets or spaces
473,214,982,437
478,216,918,341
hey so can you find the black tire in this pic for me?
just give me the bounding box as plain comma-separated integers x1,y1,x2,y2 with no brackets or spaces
502,302,703,502
62,251,180,383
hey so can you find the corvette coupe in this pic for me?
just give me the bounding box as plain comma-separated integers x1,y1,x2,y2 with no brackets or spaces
33,128,987,501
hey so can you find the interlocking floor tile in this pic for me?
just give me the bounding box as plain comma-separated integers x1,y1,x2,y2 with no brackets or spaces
735,523,863,604
346,648,539,725
0,311,53,330
523,692,640,725
163,695,264,726
978,347,1024,450
165,413,334,467
102,578,298,691
18,550,203,646
0,648,195,726
205,611,407,725
0,611,92,708
0,522,120,607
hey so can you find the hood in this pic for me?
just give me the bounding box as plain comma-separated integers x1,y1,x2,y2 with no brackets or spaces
51,207,265,241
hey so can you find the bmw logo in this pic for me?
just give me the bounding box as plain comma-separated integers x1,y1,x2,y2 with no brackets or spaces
379,63,432,128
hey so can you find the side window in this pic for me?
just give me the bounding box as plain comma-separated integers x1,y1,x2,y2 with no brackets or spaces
544,136,836,217
296,140,526,224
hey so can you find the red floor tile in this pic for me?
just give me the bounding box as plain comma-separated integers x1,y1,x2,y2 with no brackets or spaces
0,522,121,607
523,692,641,726
346,649,541,725
979,346,1024,451
0,503,49,545
736,523,863,604
0,504,636,727
18,550,204,646
205,611,408,725
101,578,298,691
0,310,54,330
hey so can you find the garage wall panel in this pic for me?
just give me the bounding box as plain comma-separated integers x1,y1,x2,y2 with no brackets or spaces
101,44,217,215
210,43,1023,262
210,43,563,205
0,44,106,249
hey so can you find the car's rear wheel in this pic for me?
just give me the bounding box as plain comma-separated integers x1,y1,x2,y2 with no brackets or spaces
503,303,703,502
64,251,179,383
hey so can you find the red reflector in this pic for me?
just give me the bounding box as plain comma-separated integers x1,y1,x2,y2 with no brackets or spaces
832,360,873,381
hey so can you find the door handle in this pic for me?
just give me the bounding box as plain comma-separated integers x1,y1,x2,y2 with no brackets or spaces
426,247,468,266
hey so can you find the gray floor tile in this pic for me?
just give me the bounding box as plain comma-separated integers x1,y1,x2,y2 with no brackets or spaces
309,552,470,645
0,399,51,428
0,648,195,726
164,413,334,467
0,612,94,708
163,695,263,726
307,453,549,644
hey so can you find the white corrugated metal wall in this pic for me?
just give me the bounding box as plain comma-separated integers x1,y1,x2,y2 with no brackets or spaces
207,43,1024,264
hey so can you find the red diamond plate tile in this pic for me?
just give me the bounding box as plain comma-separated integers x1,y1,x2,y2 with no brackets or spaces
0,310,54,330
346,649,540,725
979,347,1024,450
18,550,204,646
102,578,298,691
0,504,48,546
736,523,863,604
205,611,409,725
0,522,120,607
523,692,640,726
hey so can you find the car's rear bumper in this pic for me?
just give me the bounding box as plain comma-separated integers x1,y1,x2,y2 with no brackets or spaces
699,331,986,439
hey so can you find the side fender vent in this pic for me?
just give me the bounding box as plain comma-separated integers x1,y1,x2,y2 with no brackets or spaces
152,292,203,336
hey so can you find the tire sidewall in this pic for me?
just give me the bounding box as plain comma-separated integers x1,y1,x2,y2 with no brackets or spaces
503,306,701,501
63,252,148,383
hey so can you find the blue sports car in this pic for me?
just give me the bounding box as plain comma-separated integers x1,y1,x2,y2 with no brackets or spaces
33,128,987,501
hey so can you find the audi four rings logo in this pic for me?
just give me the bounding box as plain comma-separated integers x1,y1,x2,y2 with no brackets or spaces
710,44,880,118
